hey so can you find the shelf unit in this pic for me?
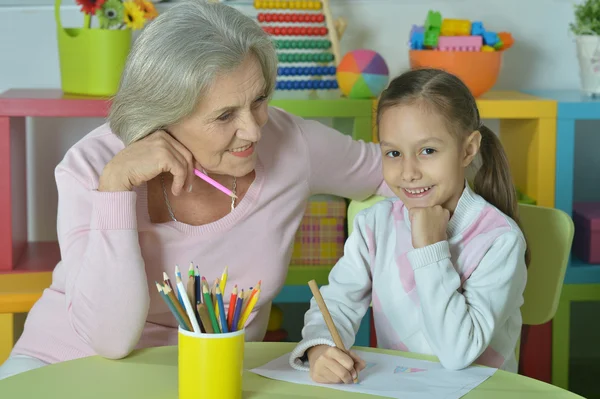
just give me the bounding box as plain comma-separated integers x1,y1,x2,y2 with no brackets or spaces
526,89,600,390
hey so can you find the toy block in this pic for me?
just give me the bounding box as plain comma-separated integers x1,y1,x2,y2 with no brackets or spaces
482,31,499,47
497,32,514,50
424,30,440,48
410,25,425,50
441,19,471,36
482,45,496,52
425,10,442,31
437,35,483,51
471,21,485,36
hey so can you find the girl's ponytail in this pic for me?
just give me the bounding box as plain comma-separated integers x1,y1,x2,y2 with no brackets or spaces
474,125,531,265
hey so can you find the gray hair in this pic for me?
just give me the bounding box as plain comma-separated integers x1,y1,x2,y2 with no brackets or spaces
109,0,278,145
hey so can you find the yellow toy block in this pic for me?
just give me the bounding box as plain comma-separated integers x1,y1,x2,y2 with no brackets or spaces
482,45,496,52
440,19,471,36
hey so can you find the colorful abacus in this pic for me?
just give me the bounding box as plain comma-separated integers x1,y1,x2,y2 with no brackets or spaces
255,0,347,91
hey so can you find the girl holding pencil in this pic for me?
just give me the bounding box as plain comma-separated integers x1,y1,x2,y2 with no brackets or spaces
0,0,391,380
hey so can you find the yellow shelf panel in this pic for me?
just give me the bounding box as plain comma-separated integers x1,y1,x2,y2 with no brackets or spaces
477,91,557,119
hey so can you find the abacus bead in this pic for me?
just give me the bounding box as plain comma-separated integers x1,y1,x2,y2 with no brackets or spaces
284,13,291,22
300,54,307,61
293,81,300,89
320,27,327,35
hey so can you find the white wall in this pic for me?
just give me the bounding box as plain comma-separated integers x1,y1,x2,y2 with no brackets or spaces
0,0,593,241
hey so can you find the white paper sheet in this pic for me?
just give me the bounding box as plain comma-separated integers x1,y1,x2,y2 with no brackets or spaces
249,350,497,399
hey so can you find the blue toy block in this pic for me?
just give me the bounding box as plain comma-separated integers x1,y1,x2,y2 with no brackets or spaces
410,25,425,50
471,21,485,36
482,31,499,46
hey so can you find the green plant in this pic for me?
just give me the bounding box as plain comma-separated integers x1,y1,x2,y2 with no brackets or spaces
570,0,600,35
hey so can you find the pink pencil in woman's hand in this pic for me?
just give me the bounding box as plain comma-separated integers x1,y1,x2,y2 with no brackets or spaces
193,168,237,198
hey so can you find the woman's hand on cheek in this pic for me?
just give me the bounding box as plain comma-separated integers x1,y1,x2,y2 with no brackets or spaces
409,205,450,249
99,130,196,195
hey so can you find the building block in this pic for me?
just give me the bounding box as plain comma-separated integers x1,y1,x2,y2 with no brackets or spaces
424,10,441,48
437,35,483,52
483,31,500,47
425,10,442,31
471,21,485,36
498,32,514,50
482,45,496,52
441,19,471,36
410,25,424,50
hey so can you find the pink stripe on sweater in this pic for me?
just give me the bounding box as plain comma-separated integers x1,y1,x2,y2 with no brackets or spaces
460,206,509,247
396,253,416,293
392,200,405,221
475,346,505,368
372,290,409,351
457,206,510,283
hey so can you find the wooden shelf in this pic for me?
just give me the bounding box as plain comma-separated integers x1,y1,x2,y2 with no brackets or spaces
565,256,600,285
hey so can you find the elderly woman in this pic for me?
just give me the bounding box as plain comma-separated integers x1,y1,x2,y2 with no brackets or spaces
0,0,389,379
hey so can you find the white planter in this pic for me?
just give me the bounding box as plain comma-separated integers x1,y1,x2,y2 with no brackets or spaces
575,35,600,96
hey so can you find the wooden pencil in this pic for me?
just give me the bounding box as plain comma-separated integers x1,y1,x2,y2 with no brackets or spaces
163,283,193,330
156,282,191,331
196,303,214,333
163,272,174,291
176,275,202,333
308,279,358,383
227,285,238,331
202,283,221,333
237,288,260,331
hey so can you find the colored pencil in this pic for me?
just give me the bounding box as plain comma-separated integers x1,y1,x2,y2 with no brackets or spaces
194,266,201,304
175,265,184,306
176,275,202,333
308,279,358,383
163,283,193,329
220,266,229,297
212,278,220,330
156,282,191,331
197,303,214,333
187,263,195,305
194,168,237,199
243,281,261,314
227,285,238,331
238,288,260,330
163,272,174,291
231,290,244,332
202,282,221,333
241,287,252,314
216,285,229,333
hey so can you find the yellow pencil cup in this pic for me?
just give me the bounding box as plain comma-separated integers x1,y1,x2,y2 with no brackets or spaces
178,327,245,399
54,0,132,96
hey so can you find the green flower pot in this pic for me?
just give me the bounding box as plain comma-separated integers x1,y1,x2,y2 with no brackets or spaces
55,0,132,96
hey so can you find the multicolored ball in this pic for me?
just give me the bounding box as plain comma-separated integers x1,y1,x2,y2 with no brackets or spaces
336,49,389,98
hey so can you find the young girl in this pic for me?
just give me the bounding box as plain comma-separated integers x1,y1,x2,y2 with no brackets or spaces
290,68,529,384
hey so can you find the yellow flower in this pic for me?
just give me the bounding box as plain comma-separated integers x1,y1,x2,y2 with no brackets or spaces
123,1,145,30
134,0,158,20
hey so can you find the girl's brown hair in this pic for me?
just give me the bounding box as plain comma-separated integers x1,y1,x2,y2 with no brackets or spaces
377,68,530,265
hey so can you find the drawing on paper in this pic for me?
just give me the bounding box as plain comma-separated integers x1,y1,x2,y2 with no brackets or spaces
394,366,426,373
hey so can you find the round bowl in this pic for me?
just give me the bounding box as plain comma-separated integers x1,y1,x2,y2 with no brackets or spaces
409,50,502,97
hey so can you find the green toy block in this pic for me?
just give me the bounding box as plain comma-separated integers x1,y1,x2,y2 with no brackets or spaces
493,40,504,50
425,10,442,31
424,30,440,48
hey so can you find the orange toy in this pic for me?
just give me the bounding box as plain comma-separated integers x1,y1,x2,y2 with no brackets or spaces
498,32,514,50
409,50,502,97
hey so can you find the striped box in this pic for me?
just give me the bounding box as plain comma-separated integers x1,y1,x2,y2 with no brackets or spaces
291,195,347,265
